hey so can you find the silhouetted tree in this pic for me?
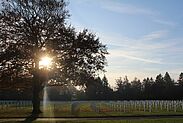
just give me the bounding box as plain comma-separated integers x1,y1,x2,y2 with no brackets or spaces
177,73,183,99
142,77,154,99
102,75,109,87
116,77,123,91
0,0,108,114
115,76,132,100
131,77,142,99
101,75,113,100
85,76,102,100
164,72,174,87
153,74,165,99
163,72,175,99
115,77,123,99
178,73,183,86
85,76,113,100
94,77,103,99
114,73,183,100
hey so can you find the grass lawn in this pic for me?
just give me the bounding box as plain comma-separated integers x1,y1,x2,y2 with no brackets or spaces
2,118,183,123
1,107,183,118
31,118,183,123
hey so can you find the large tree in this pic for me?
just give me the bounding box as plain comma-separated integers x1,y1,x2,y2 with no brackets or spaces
0,0,108,114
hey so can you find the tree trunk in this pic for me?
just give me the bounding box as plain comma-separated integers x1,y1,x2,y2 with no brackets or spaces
31,53,48,115
32,71,42,115
32,56,43,115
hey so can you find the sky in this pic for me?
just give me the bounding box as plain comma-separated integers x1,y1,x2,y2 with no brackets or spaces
68,0,183,86
1,1,183,87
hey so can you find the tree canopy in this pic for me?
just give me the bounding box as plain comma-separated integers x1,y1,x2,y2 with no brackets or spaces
0,0,108,89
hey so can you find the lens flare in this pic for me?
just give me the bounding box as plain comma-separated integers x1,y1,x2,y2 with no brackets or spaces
39,56,52,69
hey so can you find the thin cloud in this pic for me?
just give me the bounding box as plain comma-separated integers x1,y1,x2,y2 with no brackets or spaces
109,49,183,65
109,50,163,64
117,54,162,64
153,19,176,27
101,1,156,16
142,30,168,41
100,30,173,51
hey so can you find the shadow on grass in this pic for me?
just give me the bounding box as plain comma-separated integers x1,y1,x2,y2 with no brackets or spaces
21,114,39,123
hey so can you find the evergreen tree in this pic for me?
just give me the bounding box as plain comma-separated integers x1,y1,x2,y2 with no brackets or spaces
102,75,109,87
101,75,113,100
177,73,183,99
164,72,174,86
155,74,165,88
163,72,174,99
131,77,141,99
178,73,183,86
116,77,123,91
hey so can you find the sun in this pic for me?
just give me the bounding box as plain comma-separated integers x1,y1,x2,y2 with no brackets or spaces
39,56,52,69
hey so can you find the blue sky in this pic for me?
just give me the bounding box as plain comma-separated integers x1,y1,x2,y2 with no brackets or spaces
68,0,183,86
1,1,182,86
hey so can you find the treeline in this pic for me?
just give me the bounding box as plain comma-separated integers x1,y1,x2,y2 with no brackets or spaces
114,72,183,100
1,72,183,101
78,72,183,100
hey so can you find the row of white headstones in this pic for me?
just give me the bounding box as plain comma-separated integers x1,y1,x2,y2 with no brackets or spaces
1,100,183,113
94,100,183,112
0,101,32,109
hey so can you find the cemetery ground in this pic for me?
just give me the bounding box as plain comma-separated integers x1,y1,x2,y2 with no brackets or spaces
1,101,183,122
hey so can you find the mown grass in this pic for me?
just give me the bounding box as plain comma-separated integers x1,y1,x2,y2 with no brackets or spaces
31,118,183,123
1,108,183,118
2,118,183,123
